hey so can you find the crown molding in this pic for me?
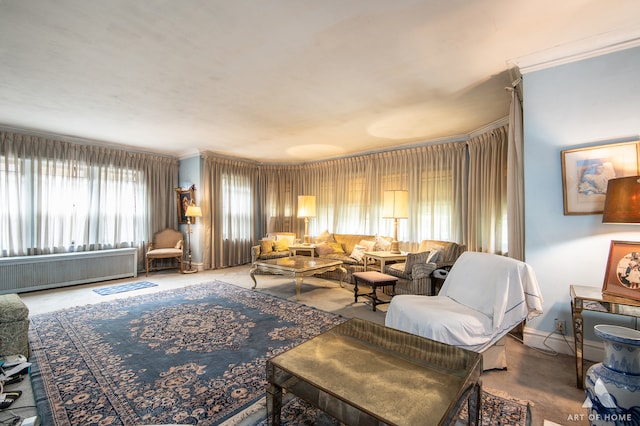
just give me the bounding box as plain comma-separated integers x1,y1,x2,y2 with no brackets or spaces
511,29,640,74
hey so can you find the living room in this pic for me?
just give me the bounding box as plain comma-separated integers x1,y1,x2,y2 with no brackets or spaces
2,2,640,425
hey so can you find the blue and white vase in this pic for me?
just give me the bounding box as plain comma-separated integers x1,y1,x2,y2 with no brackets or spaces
584,324,640,425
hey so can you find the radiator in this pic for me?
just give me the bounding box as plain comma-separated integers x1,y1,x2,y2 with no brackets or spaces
0,248,138,294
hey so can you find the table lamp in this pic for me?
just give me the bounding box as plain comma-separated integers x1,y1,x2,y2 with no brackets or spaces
602,176,640,224
297,195,316,245
382,190,408,254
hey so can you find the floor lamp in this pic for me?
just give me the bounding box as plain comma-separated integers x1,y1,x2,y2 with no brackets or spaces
297,195,316,245
183,201,202,273
382,190,408,254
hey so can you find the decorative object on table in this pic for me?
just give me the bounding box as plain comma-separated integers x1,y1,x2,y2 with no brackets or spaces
602,240,640,301
183,200,202,274
297,195,316,245
28,281,345,426
382,189,408,254
584,324,640,424
175,184,196,224
561,140,639,215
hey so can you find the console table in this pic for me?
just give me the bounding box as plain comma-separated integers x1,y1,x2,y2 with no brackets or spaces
570,284,640,388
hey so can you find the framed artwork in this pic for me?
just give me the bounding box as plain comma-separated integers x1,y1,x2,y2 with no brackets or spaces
603,240,640,301
561,141,640,215
175,185,195,224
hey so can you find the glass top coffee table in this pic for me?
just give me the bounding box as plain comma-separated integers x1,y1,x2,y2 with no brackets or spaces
250,255,347,300
266,318,483,425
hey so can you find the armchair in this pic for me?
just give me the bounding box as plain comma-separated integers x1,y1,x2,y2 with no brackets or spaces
383,239,466,295
385,251,544,370
145,228,184,276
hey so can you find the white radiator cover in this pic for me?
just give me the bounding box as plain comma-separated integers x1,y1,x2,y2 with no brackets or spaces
0,248,138,294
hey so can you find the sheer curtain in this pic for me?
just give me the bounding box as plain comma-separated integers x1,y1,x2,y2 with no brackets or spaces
202,154,259,268
202,126,508,268
466,125,509,253
295,143,467,251
0,130,178,263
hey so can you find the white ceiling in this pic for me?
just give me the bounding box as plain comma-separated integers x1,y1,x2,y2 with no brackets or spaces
2,1,640,163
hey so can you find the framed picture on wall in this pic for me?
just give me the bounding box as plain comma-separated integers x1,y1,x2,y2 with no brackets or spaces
561,141,640,215
603,240,640,301
175,185,195,224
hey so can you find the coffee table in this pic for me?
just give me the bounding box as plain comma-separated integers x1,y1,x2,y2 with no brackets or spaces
250,256,347,300
266,318,483,425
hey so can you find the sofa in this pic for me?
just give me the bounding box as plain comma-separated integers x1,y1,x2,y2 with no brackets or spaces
312,232,393,284
0,293,30,358
383,239,466,295
250,232,297,277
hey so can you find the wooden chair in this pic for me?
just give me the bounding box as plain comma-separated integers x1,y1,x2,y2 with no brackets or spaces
145,228,184,276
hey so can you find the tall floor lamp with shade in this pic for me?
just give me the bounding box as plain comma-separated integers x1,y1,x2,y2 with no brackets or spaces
383,190,408,254
298,195,316,245
183,200,202,274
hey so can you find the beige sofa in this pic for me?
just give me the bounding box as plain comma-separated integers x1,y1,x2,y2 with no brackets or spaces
383,239,466,295
312,232,393,283
250,233,296,276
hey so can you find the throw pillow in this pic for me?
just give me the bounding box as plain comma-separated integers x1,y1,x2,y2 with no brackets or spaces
259,239,274,254
276,234,295,246
274,238,290,252
358,239,376,252
315,230,333,244
315,242,334,256
404,251,430,274
427,249,441,263
350,244,367,262
374,235,392,251
327,241,345,253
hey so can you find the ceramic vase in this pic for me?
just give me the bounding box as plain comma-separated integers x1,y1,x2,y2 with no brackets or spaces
584,324,640,425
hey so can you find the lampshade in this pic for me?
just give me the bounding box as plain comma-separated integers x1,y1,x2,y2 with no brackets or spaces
602,176,640,224
382,190,408,219
185,203,202,218
297,195,316,218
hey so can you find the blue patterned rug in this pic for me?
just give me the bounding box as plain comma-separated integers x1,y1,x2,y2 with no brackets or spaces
231,385,531,425
28,281,346,425
92,280,158,295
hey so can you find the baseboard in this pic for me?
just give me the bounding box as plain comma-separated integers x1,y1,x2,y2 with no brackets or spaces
523,328,604,362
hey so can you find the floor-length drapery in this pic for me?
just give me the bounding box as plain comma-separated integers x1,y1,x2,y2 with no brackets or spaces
466,125,509,254
0,130,178,266
202,155,259,269
507,79,525,260
256,164,303,238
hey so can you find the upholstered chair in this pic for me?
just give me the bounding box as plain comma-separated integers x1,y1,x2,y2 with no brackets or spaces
385,252,544,370
145,228,184,276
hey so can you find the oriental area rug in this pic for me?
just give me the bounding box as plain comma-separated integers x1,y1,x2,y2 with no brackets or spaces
28,280,531,426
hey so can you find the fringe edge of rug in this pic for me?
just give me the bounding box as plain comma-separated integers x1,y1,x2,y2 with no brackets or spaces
220,397,268,426
484,387,534,407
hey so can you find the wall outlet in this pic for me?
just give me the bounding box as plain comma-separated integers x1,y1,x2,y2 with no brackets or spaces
555,319,565,335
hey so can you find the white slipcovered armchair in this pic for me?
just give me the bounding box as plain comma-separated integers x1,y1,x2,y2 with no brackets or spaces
385,251,544,370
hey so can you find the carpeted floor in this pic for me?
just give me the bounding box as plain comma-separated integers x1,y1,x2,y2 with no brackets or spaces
225,387,531,425
28,279,531,425
29,281,345,425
